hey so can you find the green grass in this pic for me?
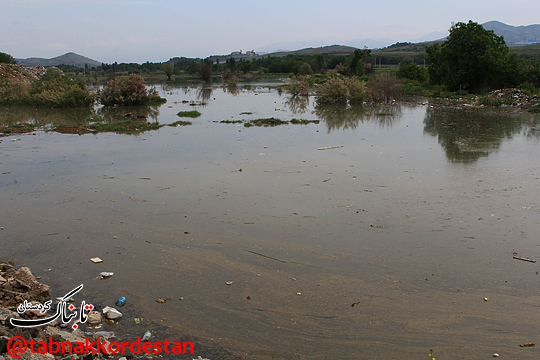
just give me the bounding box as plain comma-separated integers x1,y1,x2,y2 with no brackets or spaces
177,110,201,118
478,96,503,107
244,118,288,127
90,119,164,134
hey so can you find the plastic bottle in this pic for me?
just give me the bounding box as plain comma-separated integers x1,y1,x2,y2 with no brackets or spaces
115,297,126,307
142,330,151,341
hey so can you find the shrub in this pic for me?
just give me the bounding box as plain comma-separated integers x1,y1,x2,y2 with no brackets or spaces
30,69,94,107
198,63,212,83
478,96,503,107
0,68,94,108
286,76,310,96
396,62,428,83
0,78,30,105
316,76,368,105
367,73,403,103
99,73,166,106
298,62,313,75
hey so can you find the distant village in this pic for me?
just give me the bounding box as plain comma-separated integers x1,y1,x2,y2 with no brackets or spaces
229,50,258,59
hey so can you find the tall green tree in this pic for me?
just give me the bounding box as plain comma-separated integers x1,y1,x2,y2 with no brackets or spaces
426,21,524,92
228,57,236,73
0,52,16,64
162,63,174,81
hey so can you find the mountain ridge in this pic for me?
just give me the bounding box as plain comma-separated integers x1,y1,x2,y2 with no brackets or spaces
482,20,540,44
13,21,540,66
16,52,102,68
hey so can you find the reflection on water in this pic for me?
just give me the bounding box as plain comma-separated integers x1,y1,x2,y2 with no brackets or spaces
315,104,407,133
423,108,540,163
285,95,310,115
196,86,213,105
0,106,94,128
314,104,367,132
96,105,161,123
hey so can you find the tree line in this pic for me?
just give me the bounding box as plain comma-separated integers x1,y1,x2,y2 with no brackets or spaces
2,20,540,95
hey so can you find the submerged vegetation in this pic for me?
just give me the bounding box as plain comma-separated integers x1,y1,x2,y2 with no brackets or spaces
0,68,93,108
99,73,166,106
89,118,163,133
244,118,288,127
168,120,192,126
176,110,201,118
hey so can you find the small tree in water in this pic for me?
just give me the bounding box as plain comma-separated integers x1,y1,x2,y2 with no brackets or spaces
99,73,166,106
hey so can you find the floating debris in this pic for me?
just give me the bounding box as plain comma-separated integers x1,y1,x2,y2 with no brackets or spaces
513,256,536,263
317,145,344,150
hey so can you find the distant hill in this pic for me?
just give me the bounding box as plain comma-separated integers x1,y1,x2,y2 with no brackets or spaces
16,52,102,68
266,45,358,57
482,21,540,45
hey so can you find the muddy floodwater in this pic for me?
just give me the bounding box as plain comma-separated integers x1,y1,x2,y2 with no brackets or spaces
1,83,540,359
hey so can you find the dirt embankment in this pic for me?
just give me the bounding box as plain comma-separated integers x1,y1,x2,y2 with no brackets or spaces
0,64,47,82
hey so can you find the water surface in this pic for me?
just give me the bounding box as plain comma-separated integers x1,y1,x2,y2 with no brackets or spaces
1,84,540,359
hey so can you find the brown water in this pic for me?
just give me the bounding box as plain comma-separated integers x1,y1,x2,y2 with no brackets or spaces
1,84,540,359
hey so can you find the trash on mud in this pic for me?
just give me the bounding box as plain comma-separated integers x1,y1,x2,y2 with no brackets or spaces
102,306,122,320
99,272,114,279
134,317,144,324
90,257,103,263
142,330,152,341
115,296,126,307
94,331,115,340
156,298,166,303
519,343,535,347
226,281,233,286
87,311,102,325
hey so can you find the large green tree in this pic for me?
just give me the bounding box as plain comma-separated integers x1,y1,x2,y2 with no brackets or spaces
0,52,16,64
426,21,524,92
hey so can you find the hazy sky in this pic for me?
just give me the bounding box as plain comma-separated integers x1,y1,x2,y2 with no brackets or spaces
2,0,539,63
